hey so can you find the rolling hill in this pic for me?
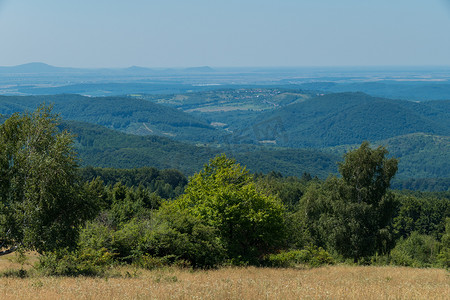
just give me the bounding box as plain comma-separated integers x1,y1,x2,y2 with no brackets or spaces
1,91,448,189
62,120,340,178
325,133,450,178
249,92,450,147
0,94,224,143
296,81,450,101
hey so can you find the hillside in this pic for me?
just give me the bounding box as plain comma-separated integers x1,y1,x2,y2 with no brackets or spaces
379,133,450,179
297,81,450,101
63,120,339,178
249,92,450,147
1,92,448,188
324,133,450,191
141,88,312,112
0,94,223,142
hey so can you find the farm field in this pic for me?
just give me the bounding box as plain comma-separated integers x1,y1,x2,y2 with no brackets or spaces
1,256,448,300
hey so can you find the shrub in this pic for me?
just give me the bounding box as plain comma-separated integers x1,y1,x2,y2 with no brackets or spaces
37,248,115,277
138,205,226,269
437,218,450,269
265,246,334,268
133,254,174,270
77,207,225,269
390,232,440,267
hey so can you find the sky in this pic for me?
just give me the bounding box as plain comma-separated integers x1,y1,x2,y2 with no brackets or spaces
0,0,450,68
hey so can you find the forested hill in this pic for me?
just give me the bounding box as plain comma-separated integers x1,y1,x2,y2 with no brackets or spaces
63,120,339,178
324,133,450,190
296,81,450,101
250,92,450,147
2,92,449,187
0,94,224,142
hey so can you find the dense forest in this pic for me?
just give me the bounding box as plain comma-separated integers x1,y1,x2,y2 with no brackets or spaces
1,91,448,190
62,120,339,178
0,108,448,275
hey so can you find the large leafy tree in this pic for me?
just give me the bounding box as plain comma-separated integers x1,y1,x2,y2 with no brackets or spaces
0,106,93,255
299,142,398,261
173,154,285,263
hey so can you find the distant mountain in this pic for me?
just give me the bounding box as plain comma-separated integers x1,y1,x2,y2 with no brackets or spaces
251,92,450,147
0,63,216,75
124,66,155,73
183,66,215,73
0,62,77,73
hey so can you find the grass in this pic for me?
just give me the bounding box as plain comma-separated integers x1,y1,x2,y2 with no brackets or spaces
1,253,449,299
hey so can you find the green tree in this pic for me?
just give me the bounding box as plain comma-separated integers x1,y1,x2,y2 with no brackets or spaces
393,194,449,240
437,218,450,268
298,142,398,261
0,106,93,255
173,154,286,263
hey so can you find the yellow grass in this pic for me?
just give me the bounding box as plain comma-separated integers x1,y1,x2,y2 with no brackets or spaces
1,254,448,299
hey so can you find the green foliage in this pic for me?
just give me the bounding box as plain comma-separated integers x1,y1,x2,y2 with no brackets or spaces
376,133,450,181
78,209,225,269
141,205,226,268
392,178,450,192
390,232,441,268
63,120,216,174
255,171,313,210
109,183,148,226
338,142,398,205
264,246,334,268
393,194,449,240
0,106,94,253
174,154,286,263
37,248,114,277
80,166,187,199
63,120,339,178
437,218,450,268
297,142,399,261
253,92,450,148
1,92,449,184
0,94,220,143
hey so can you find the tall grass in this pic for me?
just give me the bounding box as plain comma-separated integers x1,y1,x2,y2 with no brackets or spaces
1,254,448,300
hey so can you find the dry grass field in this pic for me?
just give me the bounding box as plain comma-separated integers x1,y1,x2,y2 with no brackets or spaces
0,254,448,300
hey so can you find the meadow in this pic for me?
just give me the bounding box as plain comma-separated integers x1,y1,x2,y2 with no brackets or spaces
1,254,448,300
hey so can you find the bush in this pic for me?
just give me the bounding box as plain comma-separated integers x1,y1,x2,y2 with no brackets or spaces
437,218,450,269
132,254,174,270
390,232,440,267
264,246,334,268
138,205,226,269
78,221,115,253
37,248,115,276
77,205,226,269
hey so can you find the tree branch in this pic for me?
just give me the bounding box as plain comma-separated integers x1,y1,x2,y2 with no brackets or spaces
0,245,18,256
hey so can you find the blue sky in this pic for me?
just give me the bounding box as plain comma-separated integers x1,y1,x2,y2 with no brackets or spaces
0,0,449,68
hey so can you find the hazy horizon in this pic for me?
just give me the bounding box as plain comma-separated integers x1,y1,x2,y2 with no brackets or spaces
1,0,450,68
3,62,450,71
